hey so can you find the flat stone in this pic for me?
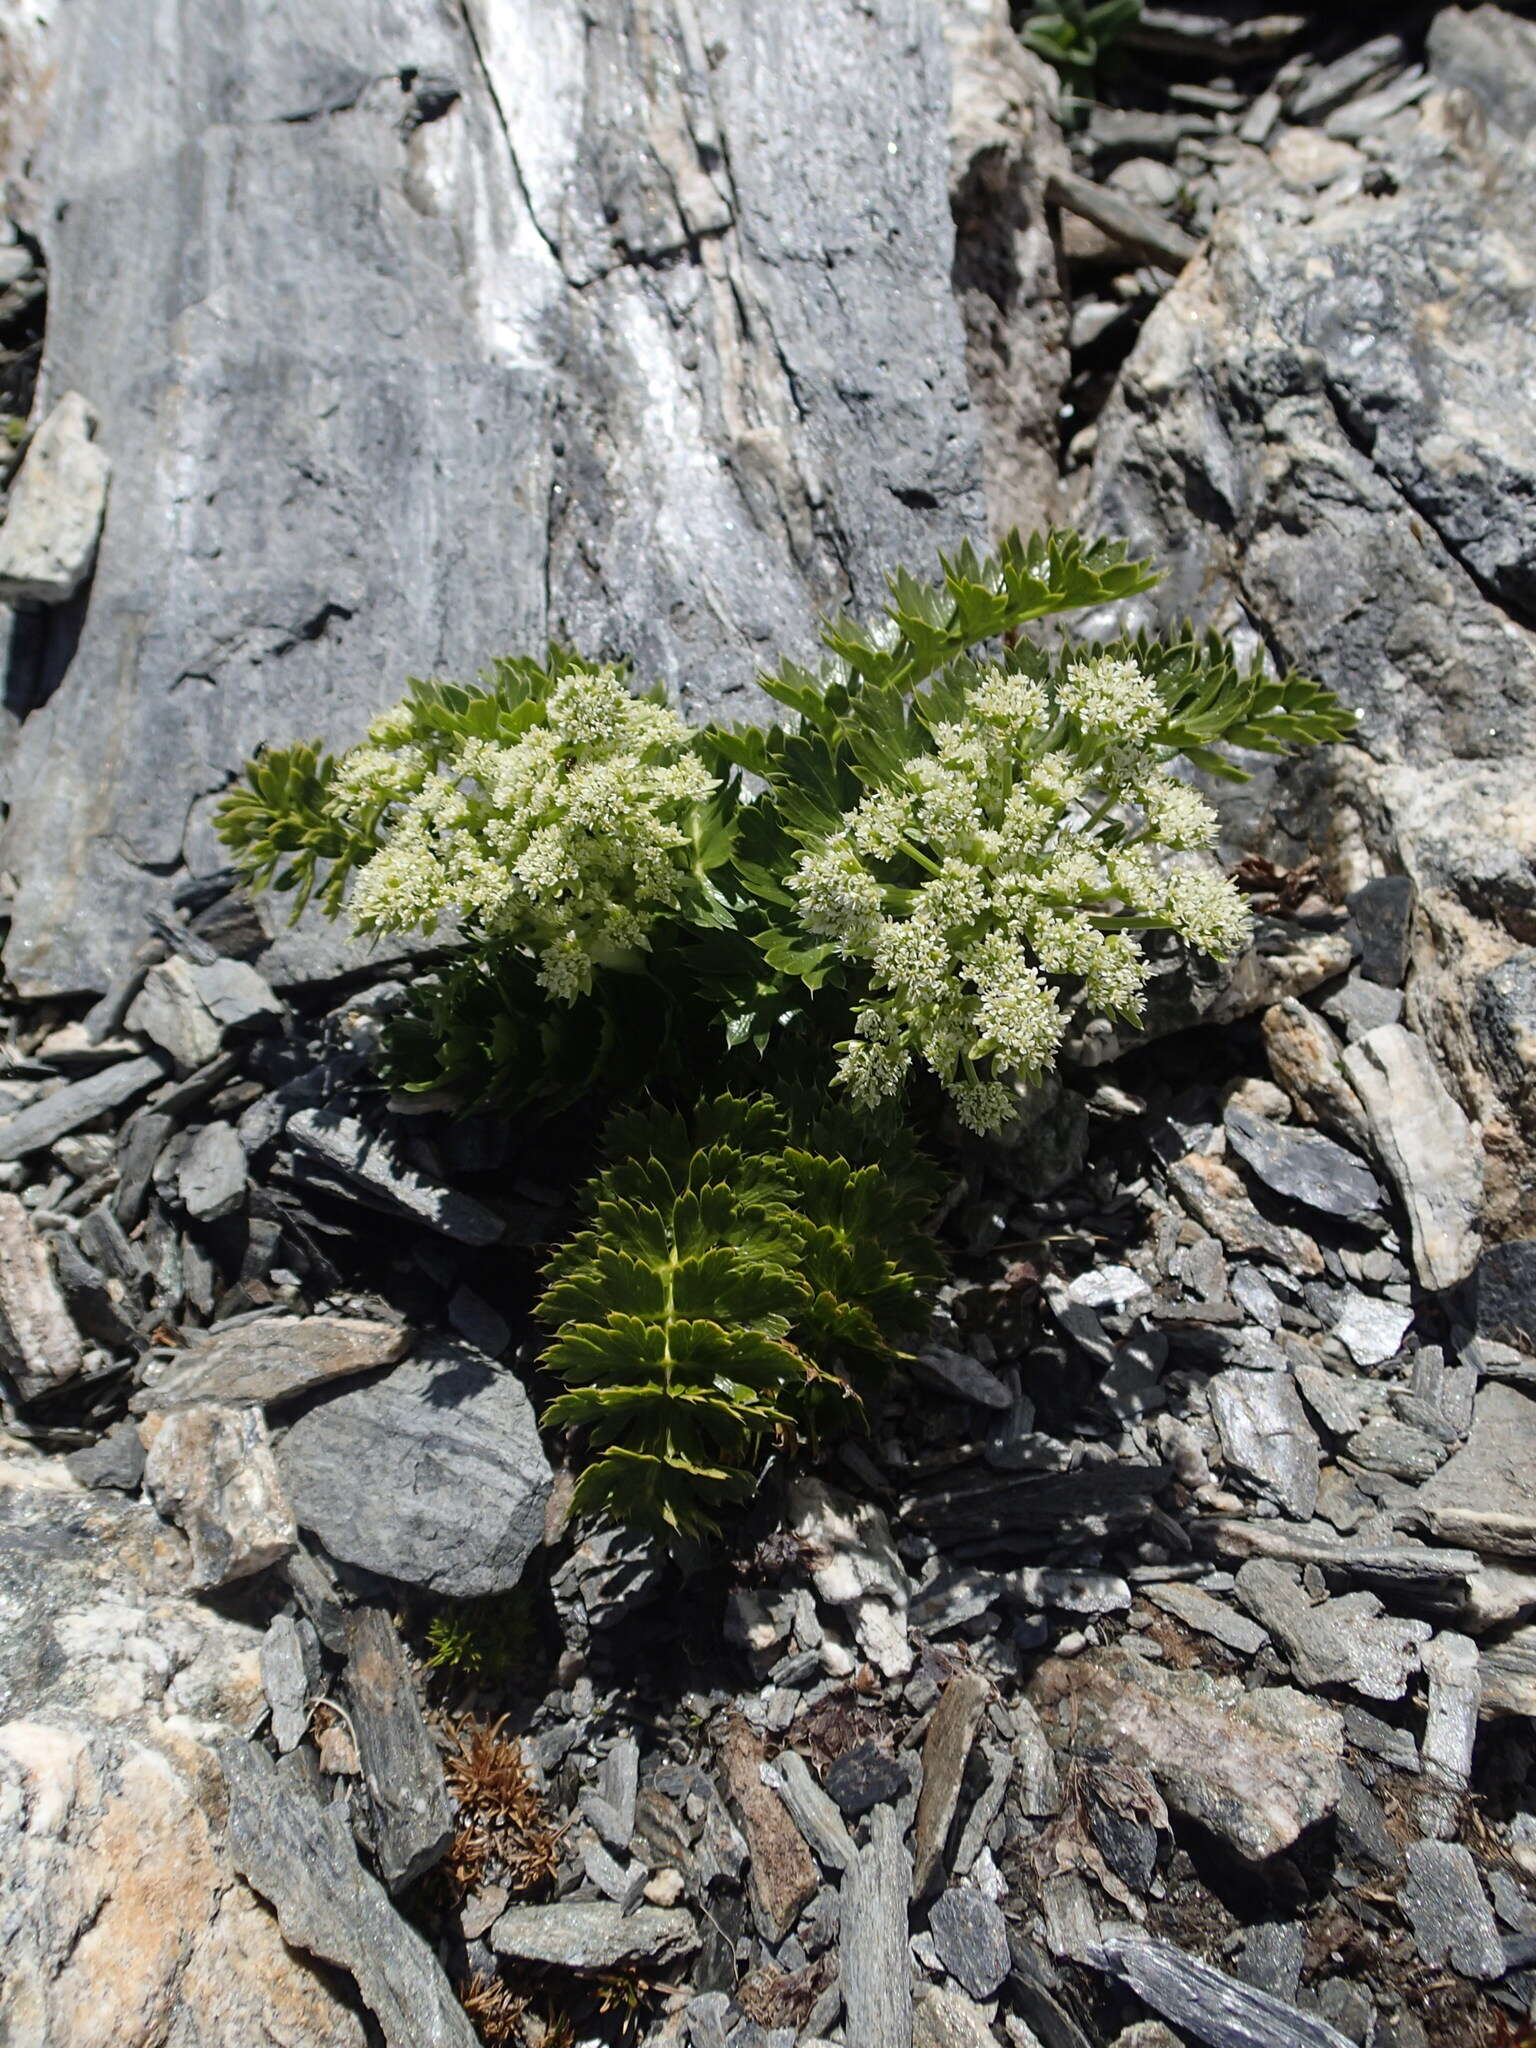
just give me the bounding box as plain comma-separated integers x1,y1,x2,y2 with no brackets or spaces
1141,1581,1269,1657
1475,1238,1536,1355
913,1985,999,2048
1347,1416,1446,1484
1416,1383,1536,1558
824,1741,909,1818
0,1194,84,1402
490,1900,697,1970
1481,1626,1536,1717
1261,1000,1370,1146
1091,1934,1357,2048
261,1611,319,1755
1223,1107,1382,1219
1066,1264,1155,1317
1168,1154,1324,1275
911,1343,1013,1408
1295,1364,1392,1438
1342,1027,1482,1292
930,1886,1010,2000
0,1054,166,1161
0,390,110,602
1234,1560,1431,1700
64,1417,147,1492
126,958,227,1072
1032,1648,1343,1863
1207,1368,1320,1519
1348,875,1416,988
178,1120,248,1221
221,1739,478,2048
276,1341,551,1597
912,1669,991,1897
287,1108,503,1245
134,1315,409,1413
842,1804,912,2048
186,958,286,1031
1321,974,1406,1044
1419,1632,1479,1839
1331,1289,1414,1369
141,1403,296,1589
765,1749,854,1874
720,1722,819,1940
1401,1841,1504,1980
344,1604,454,1892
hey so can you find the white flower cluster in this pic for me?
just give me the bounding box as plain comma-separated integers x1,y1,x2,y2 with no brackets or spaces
788,654,1251,1133
329,669,714,1001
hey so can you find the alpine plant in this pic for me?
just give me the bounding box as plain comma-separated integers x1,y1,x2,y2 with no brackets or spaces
537,1095,943,1543
218,530,1355,1131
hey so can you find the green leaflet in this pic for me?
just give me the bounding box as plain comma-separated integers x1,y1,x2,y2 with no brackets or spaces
537,1093,943,1545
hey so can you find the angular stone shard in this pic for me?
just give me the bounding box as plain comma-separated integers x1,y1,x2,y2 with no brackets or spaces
1414,1382,1536,1558
1032,1648,1343,1862
276,1341,551,1597
222,1738,479,2048
141,1402,297,1588
1233,1559,1430,1701
1222,1106,1382,1218
489,1900,697,1970
0,1194,84,1401
134,1313,409,1413
1090,1933,1357,2048
913,1668,991,1897
719,1721,819,1939
1341,1026,1483,1291
1207,1368,1320,1520
0,1053,166,1161
344,1604,454,1892
286,1108,504,1245
842,1803,913,2048
0,390,110,603
1400,1841,1505,1980
1167,1154,1324,1275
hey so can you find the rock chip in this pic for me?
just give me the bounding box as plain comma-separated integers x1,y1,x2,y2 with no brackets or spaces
720,1721,819,1940
141,1402,297,1588
913,1668,991,1897
178,1120,248,1221
842,1804,913,2048
1091,1933,1357,2048
1207,1368,1320,1519
490,1900,698,1970
1223,1106,1381,1218
223,1739,479,2047
825,1740,909,1817
126,958,227,1072
0,1194,84,1401
1033,1647,1343,1862
0,390,110,602
913,1985,1001,2048
1233,1559,1430,1700
1400,1841,1505,1980
277,1341,551,1597
1348,875,1416,987
1260,999,1370,1146
1342,1027,1482,1292
0,1053,165,1161
287,1107,503,1245
1167,1154,1324,1275
930,1885,1010,1999
344,1604,454,1891
1415,1382,1536,1557
134,1314,409,1413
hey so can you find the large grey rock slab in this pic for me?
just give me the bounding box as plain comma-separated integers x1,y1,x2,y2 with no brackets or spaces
276,1339,552,1595
0,0,1023,995
0,391,110,603
1414,1381,1536,1557
1079,47,1536,1234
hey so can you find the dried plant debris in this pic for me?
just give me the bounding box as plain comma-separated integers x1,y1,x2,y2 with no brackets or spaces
444,1717,562,1901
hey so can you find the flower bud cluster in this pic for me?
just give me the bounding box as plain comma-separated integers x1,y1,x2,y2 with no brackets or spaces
788,654,1252,1133
327,668,715,1001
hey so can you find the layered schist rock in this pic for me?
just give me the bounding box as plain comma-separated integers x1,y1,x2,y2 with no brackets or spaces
1079,5,1536,1231
0,0,1065,995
